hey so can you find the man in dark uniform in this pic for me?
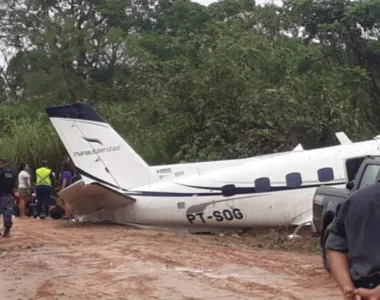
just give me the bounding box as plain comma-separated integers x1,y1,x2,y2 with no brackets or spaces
0,158,16,237
326,180,380,300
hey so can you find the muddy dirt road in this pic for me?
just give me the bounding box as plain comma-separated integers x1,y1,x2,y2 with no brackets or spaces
0,218,341,300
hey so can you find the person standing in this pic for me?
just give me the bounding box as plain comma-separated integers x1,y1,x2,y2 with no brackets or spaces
60,156,73,190
0,158,16,237
59,156,73,220
17,162,32,218
35,160,55,219
326,180,380,299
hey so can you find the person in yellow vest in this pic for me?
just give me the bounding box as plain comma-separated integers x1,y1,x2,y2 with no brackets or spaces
35,160,55,219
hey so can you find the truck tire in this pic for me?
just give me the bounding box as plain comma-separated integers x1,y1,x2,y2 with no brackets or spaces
321,223,333,272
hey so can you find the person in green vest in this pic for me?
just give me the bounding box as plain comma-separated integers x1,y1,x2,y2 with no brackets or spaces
35,160,55,219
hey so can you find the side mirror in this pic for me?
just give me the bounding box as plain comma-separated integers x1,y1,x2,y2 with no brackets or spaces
346,181,354,190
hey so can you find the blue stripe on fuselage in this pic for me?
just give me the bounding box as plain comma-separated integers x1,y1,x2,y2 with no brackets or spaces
125,181,345,197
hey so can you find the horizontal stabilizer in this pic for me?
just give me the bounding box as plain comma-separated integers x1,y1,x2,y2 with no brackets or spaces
335,132,352,145
293,144,304,151
58,180,135,215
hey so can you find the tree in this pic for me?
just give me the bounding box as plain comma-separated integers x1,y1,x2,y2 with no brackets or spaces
0,0,377,167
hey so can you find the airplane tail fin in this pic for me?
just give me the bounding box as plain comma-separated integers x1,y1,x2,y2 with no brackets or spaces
45,102,151,190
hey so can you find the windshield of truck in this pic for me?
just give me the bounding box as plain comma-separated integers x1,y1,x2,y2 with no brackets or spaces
359,164,380,189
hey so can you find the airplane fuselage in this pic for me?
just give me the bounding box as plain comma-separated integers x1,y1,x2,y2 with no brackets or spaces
84,139,380,229
46,103,380,230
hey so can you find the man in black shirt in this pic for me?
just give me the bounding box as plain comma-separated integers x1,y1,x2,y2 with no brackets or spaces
326,181,380,299
0,158,16,237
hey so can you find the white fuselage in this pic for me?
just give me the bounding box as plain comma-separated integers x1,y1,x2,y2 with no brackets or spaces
45,103,380,230
84,139,380,229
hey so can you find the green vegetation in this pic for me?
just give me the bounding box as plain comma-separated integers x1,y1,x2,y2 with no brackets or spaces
0,0,379,169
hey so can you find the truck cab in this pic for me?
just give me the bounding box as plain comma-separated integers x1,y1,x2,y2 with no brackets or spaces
312,155,380,270
345,155,380,193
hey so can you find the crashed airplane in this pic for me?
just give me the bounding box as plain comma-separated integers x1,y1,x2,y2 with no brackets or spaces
45,102,380,234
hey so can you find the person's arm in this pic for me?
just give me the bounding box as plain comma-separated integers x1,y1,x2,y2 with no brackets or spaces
327,239,354,292
325,199,354,297
49,172,55,187
23,174,31,190
60,178,67,191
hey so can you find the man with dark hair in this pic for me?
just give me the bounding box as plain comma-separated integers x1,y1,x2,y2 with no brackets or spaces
326,179,380,299
0,158,16,237
35,160,55,219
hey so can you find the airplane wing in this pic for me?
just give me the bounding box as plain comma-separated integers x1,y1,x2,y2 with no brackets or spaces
335,132,352,145
287,209,314,239
58,180,135,215
287,209,312,226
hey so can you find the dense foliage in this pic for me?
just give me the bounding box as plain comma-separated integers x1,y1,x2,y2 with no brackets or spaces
0,0,378,169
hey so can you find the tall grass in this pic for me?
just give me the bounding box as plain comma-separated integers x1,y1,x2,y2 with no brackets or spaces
0,102,65,172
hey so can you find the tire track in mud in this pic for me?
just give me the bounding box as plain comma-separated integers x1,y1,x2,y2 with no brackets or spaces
103,226,340,299
73,223,338,298
115,232,324,279
0,219,341,299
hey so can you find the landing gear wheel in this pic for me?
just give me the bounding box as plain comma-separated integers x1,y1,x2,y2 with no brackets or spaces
321,223,333,272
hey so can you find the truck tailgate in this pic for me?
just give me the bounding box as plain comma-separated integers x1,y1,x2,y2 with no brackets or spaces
312,186,349,234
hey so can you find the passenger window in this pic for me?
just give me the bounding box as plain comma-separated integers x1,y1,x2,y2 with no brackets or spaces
175,171,184,177
177,202,185,209
221,184,236,197
359,165,380,189
255,177,271,192
286,172,302,188
318,167,334,182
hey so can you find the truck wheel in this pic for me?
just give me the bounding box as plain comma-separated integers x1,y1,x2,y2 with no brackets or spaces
322,223,333,272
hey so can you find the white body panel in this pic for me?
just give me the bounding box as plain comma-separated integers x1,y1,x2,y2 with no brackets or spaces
46,103,380,230
149,150,296,182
